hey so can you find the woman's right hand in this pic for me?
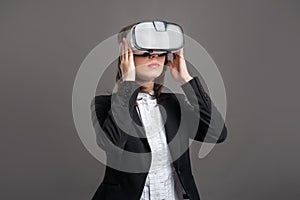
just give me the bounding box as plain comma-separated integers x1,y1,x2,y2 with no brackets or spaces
120,38,135,81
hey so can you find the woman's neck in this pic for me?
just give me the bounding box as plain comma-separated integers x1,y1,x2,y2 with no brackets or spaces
136,80,154,94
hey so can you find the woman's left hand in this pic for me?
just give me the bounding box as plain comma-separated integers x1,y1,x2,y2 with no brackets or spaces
167,48,193,84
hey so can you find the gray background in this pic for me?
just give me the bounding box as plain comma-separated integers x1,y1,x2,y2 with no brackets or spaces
1,0,299,199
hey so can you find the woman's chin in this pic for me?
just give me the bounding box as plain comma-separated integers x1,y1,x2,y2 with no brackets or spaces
136,71,162,81
136,74,160,83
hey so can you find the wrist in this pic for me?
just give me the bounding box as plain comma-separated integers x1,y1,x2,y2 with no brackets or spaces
181,75,193,84
123,74,135,81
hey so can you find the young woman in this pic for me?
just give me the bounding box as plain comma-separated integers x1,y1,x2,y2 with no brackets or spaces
91,21,227,200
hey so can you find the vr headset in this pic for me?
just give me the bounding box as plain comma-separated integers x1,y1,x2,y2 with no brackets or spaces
126,21,184,55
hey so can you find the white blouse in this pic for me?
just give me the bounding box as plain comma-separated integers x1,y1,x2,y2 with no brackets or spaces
135,91,186,200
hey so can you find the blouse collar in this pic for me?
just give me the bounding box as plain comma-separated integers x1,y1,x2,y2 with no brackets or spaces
136,90,156,103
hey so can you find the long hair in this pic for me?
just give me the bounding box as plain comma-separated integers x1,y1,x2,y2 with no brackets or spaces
116,21,168,103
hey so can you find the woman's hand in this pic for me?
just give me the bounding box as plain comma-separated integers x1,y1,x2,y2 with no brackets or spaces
120,38,135,81
167,48,193,84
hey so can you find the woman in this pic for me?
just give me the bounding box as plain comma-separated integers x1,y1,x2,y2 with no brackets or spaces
91,21,227,200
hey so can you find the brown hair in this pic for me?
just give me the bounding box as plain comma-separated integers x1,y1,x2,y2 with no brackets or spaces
116,20,168,103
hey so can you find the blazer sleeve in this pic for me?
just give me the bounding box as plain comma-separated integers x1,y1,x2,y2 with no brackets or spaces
90,81,141,152
180,76,227,143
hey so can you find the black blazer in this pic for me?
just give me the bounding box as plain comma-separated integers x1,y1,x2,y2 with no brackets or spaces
90,76,227,200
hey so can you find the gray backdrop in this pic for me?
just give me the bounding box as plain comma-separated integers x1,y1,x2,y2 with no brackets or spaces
1,0,300,199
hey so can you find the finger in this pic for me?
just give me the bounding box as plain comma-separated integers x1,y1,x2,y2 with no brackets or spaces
173,52,180,60
128,46,134,63
174,49,180,56
123,38,128,62
174,49,183,60
179,48,184,56
121,40,124,61
167,61,180,78
172,53,179,65
167,60,175,70
179,48,185,60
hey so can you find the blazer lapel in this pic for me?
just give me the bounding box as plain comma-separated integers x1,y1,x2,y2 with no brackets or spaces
130,105,151,151
158,94,182,167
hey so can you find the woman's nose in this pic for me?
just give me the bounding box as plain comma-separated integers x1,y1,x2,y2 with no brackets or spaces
149,54,158,59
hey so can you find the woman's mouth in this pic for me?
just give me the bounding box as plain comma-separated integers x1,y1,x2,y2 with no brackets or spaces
147,62,160,68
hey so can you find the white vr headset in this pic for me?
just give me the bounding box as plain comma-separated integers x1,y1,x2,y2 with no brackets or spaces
126,21,184,54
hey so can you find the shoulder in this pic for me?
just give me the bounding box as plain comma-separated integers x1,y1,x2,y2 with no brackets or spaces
93,95,111,104
90,95,112,113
